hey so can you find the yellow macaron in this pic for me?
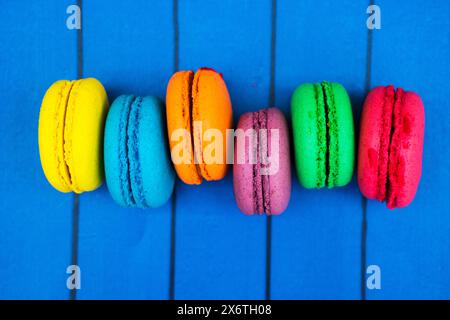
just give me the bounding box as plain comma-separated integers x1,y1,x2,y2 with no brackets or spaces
38,78,109,193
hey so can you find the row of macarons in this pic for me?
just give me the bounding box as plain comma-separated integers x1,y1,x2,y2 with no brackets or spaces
38,67,425,214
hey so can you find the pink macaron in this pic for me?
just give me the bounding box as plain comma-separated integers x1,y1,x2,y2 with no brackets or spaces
358,85,425,209
233,108,291,215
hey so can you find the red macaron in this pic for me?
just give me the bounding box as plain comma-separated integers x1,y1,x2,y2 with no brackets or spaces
358,85,425,209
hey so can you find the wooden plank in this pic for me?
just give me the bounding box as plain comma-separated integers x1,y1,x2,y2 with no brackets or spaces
76,0,174,299
366,0,450,299
174,0,271,299
0,0,76,299
271,0,367,299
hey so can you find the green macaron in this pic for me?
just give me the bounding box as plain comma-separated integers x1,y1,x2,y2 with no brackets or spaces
291,81,354,189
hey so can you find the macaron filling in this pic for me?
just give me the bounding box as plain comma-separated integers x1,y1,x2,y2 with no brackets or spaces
376,86,395,201
62,79,84,193
186,72,196,173
56,80,75,191
63,80,83,192
191,67,225,180
191,70,206,178
176,70,202,184
192,68,225,180
387,88,406,209
314,84,327,188
321,81,339,188
252,110,271,214
314,81,338,188
374,86,407,208
128,97,148,207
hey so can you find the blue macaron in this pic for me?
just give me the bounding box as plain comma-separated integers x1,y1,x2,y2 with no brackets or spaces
104,95,175,208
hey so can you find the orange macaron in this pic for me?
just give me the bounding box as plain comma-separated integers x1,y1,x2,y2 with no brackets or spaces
166,67,233,185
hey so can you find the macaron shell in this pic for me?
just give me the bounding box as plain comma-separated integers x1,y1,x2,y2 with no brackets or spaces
329,82,354,187
233,112,257,215
265,108,291,214
387,90,424,208
133,96,175,208
291,83,326,188
192,68,233,181
38,80,73,192
166,71,201,185
65,78,108,193
104,95,135,207
358,87,385,200
358,86,394,201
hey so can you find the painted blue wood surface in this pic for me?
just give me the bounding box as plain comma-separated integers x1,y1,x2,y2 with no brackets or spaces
366,0,450,299
174,0,271,299
271,0,367,299
76,1,174,299
0,0,449,300
0,1,76,299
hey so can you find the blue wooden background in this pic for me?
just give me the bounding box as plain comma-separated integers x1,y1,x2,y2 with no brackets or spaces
0,0,449,299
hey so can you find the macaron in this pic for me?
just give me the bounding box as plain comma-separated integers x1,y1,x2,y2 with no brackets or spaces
104,95,175,208
358,85,424,209
166,67,233,185
38,78,109,193
233,108,291,215
291,81,355,189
